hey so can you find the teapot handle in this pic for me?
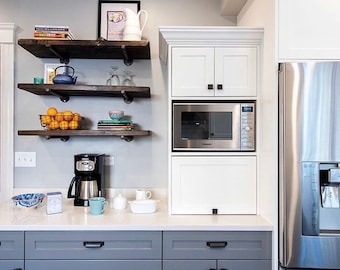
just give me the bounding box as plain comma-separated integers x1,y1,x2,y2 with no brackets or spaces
54,65,75,76
137,10,148,33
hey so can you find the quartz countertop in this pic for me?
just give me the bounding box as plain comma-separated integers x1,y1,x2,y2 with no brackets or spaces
0,198,272,231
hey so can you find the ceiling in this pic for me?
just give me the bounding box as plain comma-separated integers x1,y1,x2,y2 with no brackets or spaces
221,0,248,16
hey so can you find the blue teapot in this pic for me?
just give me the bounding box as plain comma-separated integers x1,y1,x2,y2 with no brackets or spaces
53,65,77,84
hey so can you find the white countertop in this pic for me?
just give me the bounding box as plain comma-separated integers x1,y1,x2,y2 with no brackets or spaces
0,198,273,231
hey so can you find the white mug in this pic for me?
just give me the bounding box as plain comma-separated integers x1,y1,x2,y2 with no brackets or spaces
136,189,152,200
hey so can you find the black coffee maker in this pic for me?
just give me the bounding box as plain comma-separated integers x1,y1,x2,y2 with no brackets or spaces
67,153,105,206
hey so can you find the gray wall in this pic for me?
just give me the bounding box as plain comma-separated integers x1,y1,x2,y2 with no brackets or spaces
0,0,235,189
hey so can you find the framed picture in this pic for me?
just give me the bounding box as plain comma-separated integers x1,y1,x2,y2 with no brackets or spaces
98,0,140,41
44,64,60,84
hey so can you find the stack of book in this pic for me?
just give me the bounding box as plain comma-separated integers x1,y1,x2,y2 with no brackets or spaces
97,119,134,130
34,25,75,40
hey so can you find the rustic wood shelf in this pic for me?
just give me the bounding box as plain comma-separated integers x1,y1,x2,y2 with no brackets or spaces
18,129,151,142
18,83,151,103
18,39,151,65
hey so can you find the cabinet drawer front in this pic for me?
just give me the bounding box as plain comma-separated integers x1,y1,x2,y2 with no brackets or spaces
163,231,271,260
26,260,161,270
219,259,271,270
0,231,24,259
25,231,162,259
163,260,216,270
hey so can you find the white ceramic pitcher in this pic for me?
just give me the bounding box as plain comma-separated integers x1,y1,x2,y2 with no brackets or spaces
123,8,148,41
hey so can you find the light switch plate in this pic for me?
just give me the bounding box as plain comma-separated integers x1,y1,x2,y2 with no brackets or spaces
15,152,36,167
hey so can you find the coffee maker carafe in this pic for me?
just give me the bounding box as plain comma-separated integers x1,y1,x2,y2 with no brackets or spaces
67,153,105,206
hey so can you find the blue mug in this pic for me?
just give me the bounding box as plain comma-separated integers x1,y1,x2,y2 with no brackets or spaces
89,197,107,215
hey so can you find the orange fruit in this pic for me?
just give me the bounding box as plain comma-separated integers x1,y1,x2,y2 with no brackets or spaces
47,107,58,116
40,115,52,125
55,112,64,122
73,112,81,121
48,120,59,130
68,120,79,130
63,110,73,121
59,120,69,130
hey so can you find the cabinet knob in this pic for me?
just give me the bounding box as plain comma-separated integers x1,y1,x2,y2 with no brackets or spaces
207,84,214,90
217,84,223,90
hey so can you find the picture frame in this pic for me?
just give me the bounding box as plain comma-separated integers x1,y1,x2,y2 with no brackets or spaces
44,63,60,84
98,0,140,41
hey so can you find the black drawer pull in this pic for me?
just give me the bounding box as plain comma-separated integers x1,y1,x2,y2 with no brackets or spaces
208,84,214,90
83,241,104,248
206,241,227,248
217,84,223,90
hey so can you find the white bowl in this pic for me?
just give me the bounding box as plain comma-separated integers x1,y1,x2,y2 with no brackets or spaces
12,193,45,209
128,199,159,214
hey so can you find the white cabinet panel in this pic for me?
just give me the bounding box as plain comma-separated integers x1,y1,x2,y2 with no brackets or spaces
171,156,257,214
278,0,340,60
172,47,257,97
172,47,215,97
215,47,257,96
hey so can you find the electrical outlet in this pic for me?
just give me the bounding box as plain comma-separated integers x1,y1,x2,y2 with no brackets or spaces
105,156,115,166
15,152,36,167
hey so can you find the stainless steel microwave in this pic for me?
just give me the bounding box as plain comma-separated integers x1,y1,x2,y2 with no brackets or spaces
172,101,256,151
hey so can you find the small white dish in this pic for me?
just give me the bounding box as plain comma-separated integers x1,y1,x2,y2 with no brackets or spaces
128,199,159,214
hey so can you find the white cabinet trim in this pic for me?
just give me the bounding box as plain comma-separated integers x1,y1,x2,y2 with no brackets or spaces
0,23,16,201
159,26,264,64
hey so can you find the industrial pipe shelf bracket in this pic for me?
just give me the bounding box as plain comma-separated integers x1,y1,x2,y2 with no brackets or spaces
45,88,70,103
45,44,69,64
120,135,134,142
120,90,133,104
121,45,133,66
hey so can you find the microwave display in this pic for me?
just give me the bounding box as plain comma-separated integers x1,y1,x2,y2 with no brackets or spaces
173,102,255,151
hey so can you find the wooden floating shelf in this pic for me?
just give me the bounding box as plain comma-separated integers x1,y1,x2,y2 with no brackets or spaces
18,39,151,65
18,129,151,142
17,83,151,103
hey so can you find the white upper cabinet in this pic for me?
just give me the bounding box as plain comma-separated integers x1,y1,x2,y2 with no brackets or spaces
159,27,263,99
172,47,257,97
278,0,340,60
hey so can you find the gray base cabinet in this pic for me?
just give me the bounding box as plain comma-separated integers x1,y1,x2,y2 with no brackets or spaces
0,230,272,270
163,231,272,270
25,231,162,270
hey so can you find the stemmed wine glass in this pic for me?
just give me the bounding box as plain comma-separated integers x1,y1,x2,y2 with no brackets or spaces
122,71,135,86
106,66,120,86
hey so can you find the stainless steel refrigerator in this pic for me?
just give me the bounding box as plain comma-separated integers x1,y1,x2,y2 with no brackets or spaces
279,62,340,270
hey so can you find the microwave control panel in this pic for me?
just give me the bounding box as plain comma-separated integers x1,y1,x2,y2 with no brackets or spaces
240,103,255,150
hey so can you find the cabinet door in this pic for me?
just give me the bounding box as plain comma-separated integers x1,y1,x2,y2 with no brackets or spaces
26,260,161,270
171,156,257,214
218,260,271,270
278,0,340,60
172,47,214,97
163,260,215,270
215,47,257,97
0,260,24,270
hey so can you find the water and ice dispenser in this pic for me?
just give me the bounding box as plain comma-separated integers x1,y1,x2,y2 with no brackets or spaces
302,162,340,235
